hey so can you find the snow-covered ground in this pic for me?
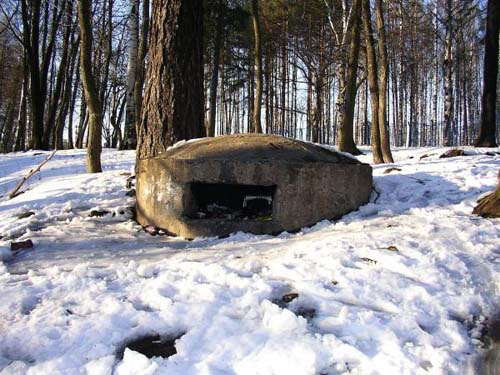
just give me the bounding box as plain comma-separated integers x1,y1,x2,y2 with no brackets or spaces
0,146,499,375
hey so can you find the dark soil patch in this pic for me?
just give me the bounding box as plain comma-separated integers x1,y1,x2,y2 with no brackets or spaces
295,307,317,320
271,293,317,321
117,333,185,359
281,293,299,304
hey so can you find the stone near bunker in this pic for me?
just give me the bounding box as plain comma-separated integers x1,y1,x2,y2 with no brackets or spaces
136,134,372,238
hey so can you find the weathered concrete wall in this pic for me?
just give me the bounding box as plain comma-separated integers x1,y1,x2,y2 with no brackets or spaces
136,134,373,238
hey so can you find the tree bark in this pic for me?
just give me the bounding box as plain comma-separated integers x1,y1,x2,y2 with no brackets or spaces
137,0,204,159
338,0,362,155
362,0,383,164
133,0,150,146
76,95,87,149
311,73,322,143
78,0,103,172
443,0,454,146
251,0,263,133
474,0,499,147
374,0,394,163
123,0,139,149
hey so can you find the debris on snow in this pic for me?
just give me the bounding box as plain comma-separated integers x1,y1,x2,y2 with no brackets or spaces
439,148,467,158
10,239,34,251
383,167,402,174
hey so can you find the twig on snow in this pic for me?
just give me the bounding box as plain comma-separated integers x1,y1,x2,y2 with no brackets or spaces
8,150,57,199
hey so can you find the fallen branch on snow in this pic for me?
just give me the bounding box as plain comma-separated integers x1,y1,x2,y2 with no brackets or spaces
8,150,57,200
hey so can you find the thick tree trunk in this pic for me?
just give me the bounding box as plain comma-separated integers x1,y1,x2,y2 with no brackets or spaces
123,0,139,150
475,0,499,147
362,0,383,164
137,0,204,159
78,0,103,173
338,0,362,155
374,0,394,163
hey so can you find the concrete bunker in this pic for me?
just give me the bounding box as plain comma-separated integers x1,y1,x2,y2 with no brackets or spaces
136,134,373,238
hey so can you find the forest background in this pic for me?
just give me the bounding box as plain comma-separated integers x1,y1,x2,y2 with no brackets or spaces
0,0,498,157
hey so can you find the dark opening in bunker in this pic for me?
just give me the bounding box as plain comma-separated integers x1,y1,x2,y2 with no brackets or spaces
188,183,276,220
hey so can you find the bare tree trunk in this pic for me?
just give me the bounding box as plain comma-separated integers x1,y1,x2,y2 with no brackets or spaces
137,0,204,159
475,0,499,147
76,95,87,148
338,0,362,155
374,0,394,163
362,0,383,164
78,0,103,173
443,0,454,146
123,0,139,150
311,73,322,143
251,0,263,133
67,47,81,149
432,0,439,147
133,0,150,145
